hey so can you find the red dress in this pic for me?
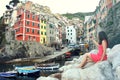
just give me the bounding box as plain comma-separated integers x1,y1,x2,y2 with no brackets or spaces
90,45,107,63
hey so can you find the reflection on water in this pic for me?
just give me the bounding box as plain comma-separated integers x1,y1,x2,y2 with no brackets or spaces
0,62,35,72
0,62,38,80
16,76,37,80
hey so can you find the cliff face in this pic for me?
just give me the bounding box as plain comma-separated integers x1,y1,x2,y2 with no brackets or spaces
0,26,55,61
101,2,120,48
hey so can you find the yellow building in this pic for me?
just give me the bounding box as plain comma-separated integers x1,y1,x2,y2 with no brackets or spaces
40,18,47,45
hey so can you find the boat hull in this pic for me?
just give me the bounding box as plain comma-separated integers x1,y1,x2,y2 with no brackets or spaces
37,63,60,72
0,72,17,78
15,66,40,77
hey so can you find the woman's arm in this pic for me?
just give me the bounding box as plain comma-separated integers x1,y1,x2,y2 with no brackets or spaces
91,38,99,47
100,40,107,61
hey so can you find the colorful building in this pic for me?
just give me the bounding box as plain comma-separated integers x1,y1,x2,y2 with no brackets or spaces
40,14,47,44
99,0,108,20
107,0,113,11
66,25,77,44
14,7,40,42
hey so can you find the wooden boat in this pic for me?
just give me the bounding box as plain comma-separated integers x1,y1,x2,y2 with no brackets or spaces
0,71,17,78
15,66,40,77
36,63,60,72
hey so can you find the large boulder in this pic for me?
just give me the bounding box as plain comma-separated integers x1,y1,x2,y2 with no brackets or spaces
107,44,120,80
107,44,120,69
62,61,114,80
114,66,120,80
37,76,58,80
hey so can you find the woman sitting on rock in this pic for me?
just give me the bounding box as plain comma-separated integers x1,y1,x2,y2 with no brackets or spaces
78,31,108,68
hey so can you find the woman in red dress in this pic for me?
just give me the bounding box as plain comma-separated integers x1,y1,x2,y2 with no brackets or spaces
78,31,108,68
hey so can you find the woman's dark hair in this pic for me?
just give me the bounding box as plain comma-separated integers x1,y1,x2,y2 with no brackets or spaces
98,31,108,46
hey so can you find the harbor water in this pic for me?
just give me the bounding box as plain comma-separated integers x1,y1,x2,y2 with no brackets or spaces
0,60,65,80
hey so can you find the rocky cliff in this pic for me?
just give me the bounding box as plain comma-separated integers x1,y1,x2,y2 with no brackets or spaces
100,2,120,48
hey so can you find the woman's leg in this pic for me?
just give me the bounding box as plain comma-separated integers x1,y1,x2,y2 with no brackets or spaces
78,53,92,68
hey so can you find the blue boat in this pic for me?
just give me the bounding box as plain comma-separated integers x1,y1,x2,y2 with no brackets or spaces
0,77,7,80
0,71,17,78
15,66,40,77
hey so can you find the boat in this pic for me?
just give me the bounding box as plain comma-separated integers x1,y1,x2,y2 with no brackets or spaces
36,63,60,72
15,66,40,77
0,77,7,80
0,71,17,78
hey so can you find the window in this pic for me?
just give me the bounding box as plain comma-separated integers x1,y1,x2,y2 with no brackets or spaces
41,25,43,29
38,24,40,27
32,16,35,20
38,17,40,21
68,30,69,32
26,28,29,32
68,33,69,35
50,24,54,28
26,21,29,25
32,12,35,20
45,32,46,35
32,29,34,33
27,14,30,18
71,33,72,35
44,20,46,24
71,30,72,32
41,31,43,35
41,19,43,23
32,22,34,26
37,30,39,34
44,26,46,29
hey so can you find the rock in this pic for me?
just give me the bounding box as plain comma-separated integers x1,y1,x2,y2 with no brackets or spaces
102,2,120,48
62,68,81,80
62,61,114,80
3,40,55,60
49,73,62,80
114,66,120,80
59,63,80,72
107,44,120,70
37,76,59,80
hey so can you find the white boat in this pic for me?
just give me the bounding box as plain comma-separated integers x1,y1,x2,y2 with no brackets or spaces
36,63,60,72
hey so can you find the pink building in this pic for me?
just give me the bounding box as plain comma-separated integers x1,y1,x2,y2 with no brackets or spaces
107,0,113,11
99,0,108,20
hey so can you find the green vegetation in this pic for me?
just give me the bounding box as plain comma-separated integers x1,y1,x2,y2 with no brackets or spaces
62,12,93,20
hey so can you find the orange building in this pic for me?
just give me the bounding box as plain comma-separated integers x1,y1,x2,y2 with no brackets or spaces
14,8,40,42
